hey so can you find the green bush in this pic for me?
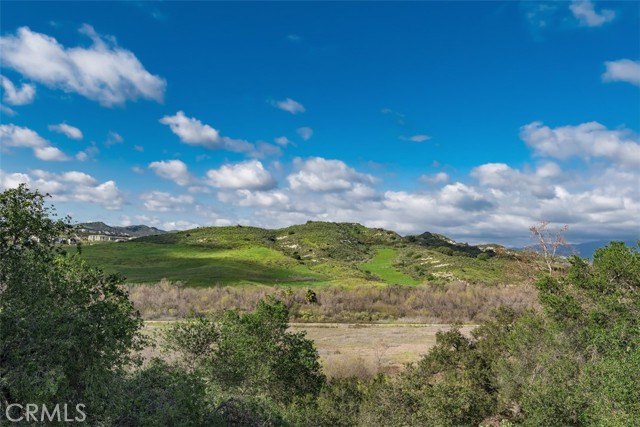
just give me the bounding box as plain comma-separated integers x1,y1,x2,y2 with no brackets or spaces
165,297,325,404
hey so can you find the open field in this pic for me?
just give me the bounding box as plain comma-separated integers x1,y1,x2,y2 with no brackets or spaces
143,321,476,378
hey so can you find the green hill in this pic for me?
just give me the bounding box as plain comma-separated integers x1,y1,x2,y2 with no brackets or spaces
80,221,532,287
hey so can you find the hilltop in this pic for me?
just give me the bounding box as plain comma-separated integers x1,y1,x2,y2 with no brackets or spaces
80,221,533,287
76,221,168,238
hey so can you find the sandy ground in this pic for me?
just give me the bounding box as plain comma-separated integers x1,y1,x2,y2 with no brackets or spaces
289,323,476,377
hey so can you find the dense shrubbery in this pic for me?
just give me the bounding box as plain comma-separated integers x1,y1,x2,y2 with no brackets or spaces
2,186,638,426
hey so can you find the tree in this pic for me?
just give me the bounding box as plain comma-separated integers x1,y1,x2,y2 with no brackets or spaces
165,296,325,405
528,221,571,274
0,185,143,423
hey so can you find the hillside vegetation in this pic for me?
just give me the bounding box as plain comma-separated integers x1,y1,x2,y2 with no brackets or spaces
81,221,534,287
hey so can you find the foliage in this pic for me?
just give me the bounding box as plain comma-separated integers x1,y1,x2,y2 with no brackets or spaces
113,359,221,427
0,185,143,423
357,242,639,426
165,297,325,404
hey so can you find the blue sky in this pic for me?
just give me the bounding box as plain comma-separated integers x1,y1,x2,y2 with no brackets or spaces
1,1,638,245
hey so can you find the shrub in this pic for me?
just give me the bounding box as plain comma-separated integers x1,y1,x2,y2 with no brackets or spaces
165,297,325,404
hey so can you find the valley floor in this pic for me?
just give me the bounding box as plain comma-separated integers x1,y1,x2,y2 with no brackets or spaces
142,321,475,378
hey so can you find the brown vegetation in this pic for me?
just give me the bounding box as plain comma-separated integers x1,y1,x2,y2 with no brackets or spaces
128,280,539,324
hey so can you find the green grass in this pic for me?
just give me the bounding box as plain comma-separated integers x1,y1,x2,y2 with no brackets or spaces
79,222,533,288
81,242,324,287
359,248,419,285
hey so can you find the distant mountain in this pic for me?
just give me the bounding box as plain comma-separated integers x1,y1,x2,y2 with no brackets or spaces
563,240,638,259
75,221,168,238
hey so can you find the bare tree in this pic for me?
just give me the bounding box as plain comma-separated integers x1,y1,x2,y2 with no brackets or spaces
529,221,570,274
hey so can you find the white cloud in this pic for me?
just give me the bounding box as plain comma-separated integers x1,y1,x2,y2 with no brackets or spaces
274,136,291,146
0,123,68,161
148,159,193,186
287,157,376,192
273,98,305,114
140,191,194,212
0,169,125,210
61,171,97,185
439,182,495,212
296,127,313,141
420,172,449,184
0,104,17,116
106,131,124,146
602,59,640,86
159,111,253,152
0,75,35,105
131,166,144,174
161,220,202,231
218,189,289,208
206,160,276,190
48,123,83,140
75,142,99,162
400,134,431,142
0,25,165,106
521,121,640,168
0,171,31,189
34,146,69,161
250,142,282,159
570,0,615,27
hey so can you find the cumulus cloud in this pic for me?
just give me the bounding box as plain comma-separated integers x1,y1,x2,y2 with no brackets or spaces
273,98,305,114
602,59,640,86
160,111,253,152
296,127,313,141
0,169,125,210
148,159,193,186
140,191,194,212
521,121,640,168
287,157,376,192
0,75,35,105
48,123,83,140
439,183,495,212
570,0,615,27
0,124,68,161
206,160,276,190
0,25,165,106
218,189,289,208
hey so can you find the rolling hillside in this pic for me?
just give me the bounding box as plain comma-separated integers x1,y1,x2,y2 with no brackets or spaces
76,221,168,237
80,221,534,287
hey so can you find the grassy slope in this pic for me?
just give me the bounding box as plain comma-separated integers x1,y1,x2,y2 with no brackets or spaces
81,222,532,287
360,248,419,285
81,242,324,287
